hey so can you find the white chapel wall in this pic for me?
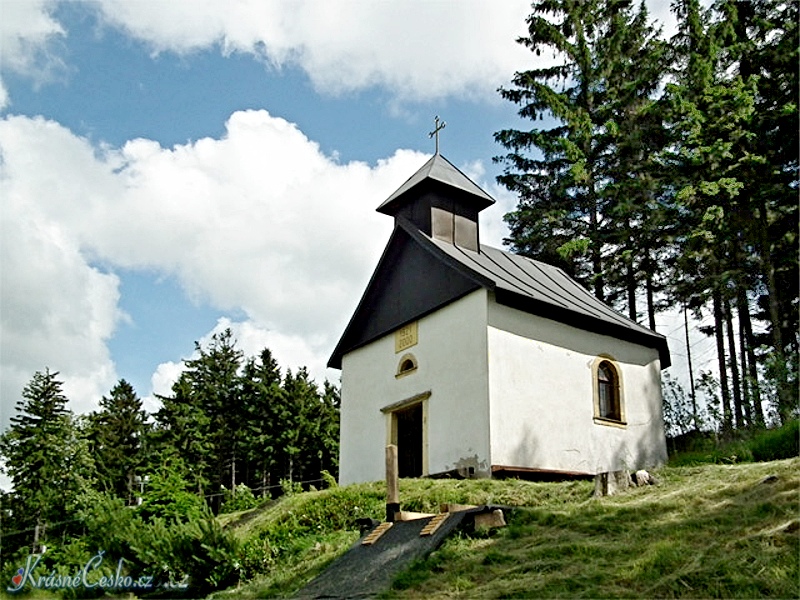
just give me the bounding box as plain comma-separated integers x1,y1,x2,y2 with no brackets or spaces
339,289,491,485
487,298,668,475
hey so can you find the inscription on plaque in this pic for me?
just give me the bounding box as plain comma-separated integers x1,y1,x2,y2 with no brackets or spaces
395,322,418,353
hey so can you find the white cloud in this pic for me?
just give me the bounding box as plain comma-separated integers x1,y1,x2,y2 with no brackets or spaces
0,124,122,427
457,159,515,248
0,0,66,109
0,1,687,110
90,0,533,102
0,111,442,426
480,182,518,249
141,315,334,417
83,110,412,336
143,360,183,415
205,318,328,381
85,0,691,104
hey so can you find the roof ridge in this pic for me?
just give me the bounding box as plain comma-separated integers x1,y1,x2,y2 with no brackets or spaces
376,153,494,214
478,243,665,339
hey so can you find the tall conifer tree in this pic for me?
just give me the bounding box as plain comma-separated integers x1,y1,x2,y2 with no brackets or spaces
495,0,666,306
240,348,285,494
89,379,148,504
0,370,94,546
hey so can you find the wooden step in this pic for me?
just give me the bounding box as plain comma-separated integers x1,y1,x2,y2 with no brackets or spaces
361,521,393,546
420,513,449,537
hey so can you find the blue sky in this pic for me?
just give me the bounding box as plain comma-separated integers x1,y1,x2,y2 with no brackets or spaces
1,0,703,431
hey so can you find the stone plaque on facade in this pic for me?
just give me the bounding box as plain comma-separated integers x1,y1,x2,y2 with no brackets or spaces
395,322,418,353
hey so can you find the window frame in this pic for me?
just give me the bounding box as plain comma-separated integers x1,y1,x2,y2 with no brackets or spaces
592,356,626,427
395,353,418,378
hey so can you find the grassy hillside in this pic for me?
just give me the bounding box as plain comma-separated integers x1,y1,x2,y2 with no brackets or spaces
215,458,799,599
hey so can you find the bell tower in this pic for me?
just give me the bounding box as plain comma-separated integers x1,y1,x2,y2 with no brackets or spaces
375,118,494,252
375,157,494,252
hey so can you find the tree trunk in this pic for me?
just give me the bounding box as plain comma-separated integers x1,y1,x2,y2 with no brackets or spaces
738,295,764,426
627,257,637,321
734,258,763,427
713,288,733,431
724,296,744,428
757,197,791,418
646,259,657,331
33,517,41,549
684,303,698,429
589,187,604,301
261,464,268,498
738,316,753,427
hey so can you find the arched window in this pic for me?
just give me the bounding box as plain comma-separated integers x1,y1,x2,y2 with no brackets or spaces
597,362,619,420
594,358,624,425
396,354,418,378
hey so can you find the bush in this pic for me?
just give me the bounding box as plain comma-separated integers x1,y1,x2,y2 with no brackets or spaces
321,470,338,489
280,478,304,496
139,466,208,522
750,420,800,461
668,421,800,466
220,483,259,514
238,483,385,578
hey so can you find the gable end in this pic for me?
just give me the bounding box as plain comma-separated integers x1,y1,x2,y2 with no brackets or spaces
327,222,488,369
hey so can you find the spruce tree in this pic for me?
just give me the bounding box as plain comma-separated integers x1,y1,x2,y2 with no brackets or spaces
154,329,244,505
240,348,285,495
495,0,666,306
153,372,213,495
596,6,670,327
716,0,799,421
89,379,148,504
280,367,320,484
663,0,798,427
183,329,244,494
317,380,341,480
0,370,94,547
661,0,745,430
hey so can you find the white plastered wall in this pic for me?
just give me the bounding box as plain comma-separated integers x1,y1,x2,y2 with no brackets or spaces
339,289,491,485
487,297,667,474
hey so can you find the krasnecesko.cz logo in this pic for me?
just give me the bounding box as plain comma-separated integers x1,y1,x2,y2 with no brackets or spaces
7,552,189,593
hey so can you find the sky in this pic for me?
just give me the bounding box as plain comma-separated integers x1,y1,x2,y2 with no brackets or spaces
0,0,715,437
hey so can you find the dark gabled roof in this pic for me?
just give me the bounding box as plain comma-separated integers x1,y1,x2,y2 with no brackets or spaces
328,219,671,369
426,233,671,368
327,220,486,369
376,153,495,216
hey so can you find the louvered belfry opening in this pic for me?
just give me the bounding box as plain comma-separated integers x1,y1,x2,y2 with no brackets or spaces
375,153,494,253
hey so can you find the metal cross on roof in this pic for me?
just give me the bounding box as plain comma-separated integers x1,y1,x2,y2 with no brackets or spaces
428,116,446,154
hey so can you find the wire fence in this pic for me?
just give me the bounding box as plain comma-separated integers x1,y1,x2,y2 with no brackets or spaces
1,476,328,540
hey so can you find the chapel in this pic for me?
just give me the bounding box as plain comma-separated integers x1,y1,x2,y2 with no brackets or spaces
328,150,670,485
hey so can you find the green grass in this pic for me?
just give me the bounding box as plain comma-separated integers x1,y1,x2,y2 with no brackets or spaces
668,420,799,467
384,459,799,599
212,459,799,599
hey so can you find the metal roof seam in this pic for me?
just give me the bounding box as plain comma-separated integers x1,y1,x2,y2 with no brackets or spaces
477,247,573,310
522,257,643,329
548,265,656,335
482,247,581,311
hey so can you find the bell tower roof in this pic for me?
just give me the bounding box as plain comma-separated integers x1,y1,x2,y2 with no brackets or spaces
376,153,495,217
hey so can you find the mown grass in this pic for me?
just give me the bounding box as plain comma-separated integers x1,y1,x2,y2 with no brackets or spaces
383,458,800,599
210,478,595,598
212,458,798,599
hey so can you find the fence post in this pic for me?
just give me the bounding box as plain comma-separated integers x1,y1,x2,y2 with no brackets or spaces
386,444,400,522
